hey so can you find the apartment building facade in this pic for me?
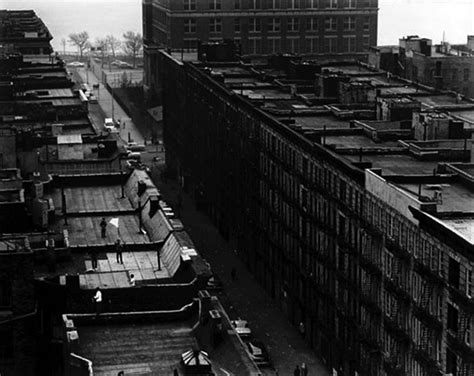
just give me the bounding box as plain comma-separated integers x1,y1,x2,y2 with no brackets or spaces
158,51,474,376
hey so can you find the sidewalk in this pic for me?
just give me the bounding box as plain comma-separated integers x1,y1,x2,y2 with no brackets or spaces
150,169,331,376
75,67,144,145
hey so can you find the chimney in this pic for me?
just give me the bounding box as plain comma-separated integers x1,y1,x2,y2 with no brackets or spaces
149,195,159,218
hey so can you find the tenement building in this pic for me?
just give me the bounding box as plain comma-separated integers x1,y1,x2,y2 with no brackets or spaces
158,49,474,376
143,0,379,102
1,10,260,376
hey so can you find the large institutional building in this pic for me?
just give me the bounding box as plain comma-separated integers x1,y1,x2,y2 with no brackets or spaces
143,0,379,102
143,0,378,54
158,48,474,376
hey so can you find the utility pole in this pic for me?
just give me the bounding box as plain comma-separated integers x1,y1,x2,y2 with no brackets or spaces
111,76,115,121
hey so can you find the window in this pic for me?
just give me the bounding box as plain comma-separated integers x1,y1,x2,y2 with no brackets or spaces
308,0,318,8
306,36,318,53
343,16,355,31
384,250,394,278
464,68,470,81
270,0,280,8
268,37,281,54
289,0,299,8
249,18,261,32
448,257,460,289
288,18,299,32
307,17,318,32
446,348,457,375
184,0,196,10
324,36,337,52
234,19,241,33
466,320,472,346
209,0,221,9
447,303,458,333
0,280,12,308
249,38,262,54
343,36,356,52
328,0,338,8
363,17,370,31
209,18,222,33
251,0,261,9
288,38,300,54
184,39,197,50
346,0,355,7
363,35,370,49
184,19,196,33
269,18,280,32
467,268,473,297
234,0,240,9
325,17,337,31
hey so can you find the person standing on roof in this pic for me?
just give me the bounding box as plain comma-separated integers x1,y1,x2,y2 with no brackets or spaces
115,239,123,264
93,287,102,316
90,248,98,270
100,217,107,238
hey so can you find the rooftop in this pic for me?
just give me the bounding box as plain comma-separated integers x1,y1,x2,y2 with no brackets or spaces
76,318,198,375
192,56,474,246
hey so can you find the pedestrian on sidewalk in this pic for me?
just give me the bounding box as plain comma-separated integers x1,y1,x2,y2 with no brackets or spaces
129,273,135,287
299,321,305,338
231,266,237,281
301,362,308,376
293,365,301,376
115,239,123,264
93,287,102,316
100,217,107,238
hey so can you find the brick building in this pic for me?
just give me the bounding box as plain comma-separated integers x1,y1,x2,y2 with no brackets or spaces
369,35,474,98
143,0,379,102
0,237,36,376
158,50,474,376
0,10,53,55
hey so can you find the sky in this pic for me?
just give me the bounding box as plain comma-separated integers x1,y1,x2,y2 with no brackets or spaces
2,0,473,51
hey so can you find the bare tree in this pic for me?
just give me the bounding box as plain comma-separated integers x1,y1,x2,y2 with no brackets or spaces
106,35,121,58
94,38,108,67
68,31,89,58
95,38,109,54
122,31,142,68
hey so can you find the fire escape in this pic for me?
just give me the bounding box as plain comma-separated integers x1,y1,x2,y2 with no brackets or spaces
383,238,412,375
358,230,384,375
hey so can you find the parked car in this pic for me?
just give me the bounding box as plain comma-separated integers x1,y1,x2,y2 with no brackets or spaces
67,61,85,67
104,118,118,133
88,95,98,104
245,340,270,366
126,142,146,152
231,319,252,338
119,61,133,69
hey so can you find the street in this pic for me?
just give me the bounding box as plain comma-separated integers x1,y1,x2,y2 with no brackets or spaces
73,65,331,376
